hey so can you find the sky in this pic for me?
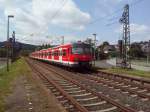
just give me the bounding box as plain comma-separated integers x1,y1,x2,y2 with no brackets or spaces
0,0,149,45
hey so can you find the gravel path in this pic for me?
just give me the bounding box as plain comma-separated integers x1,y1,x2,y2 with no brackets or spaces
4,73,66,112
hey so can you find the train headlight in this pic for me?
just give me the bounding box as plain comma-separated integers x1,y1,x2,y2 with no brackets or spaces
74,57,79,62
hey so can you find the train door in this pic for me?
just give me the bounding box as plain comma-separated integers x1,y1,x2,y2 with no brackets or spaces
59,47,62,64
67,48,71,66
51,49,54,62
62,48,67,65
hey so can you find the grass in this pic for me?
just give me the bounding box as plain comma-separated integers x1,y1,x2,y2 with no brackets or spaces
0,57,31,112
100,67,150,78
131,59,150,67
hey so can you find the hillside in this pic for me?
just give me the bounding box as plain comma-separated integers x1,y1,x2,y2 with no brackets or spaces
0,41,37,51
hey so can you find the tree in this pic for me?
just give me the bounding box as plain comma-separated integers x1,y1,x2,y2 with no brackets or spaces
129,43,145,58
103,41,109,46
97,41,110,59
0,48,7,57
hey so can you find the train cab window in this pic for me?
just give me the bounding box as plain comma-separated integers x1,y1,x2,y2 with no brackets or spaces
72,43,92,54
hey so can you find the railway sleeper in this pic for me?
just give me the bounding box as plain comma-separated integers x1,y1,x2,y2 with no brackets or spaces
78,98,102,105
137,89,147,93
64,104,74,110
76,96,98,102
53,92,61,96
130,87,139,90
91,106,118,112
67,90,86,94
71,92,91,97
82,101,107,107
64,87,81,91
68,90,87,95
63,85,78,88
59,83,73,86
146,93,150,95
60,99,68,104
86,102,117,112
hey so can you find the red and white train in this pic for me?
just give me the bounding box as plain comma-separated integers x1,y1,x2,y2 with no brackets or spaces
30,42,93,68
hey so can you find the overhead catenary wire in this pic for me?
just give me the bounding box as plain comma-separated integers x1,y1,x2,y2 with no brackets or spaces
50,0,68,21
88,0,146,26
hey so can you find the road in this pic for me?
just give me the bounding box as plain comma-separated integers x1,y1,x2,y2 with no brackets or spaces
93,60,113,68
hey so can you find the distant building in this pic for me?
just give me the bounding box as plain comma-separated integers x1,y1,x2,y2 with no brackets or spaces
141,42,149,53
103,45,116,53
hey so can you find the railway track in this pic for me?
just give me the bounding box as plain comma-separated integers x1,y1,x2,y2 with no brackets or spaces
30,59,150,112
26,58,139,112
80,73,150,100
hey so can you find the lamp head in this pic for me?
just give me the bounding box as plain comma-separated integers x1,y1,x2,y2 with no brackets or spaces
8,15,14,18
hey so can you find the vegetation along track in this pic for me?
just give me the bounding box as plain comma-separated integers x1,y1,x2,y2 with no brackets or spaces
26,58,140,112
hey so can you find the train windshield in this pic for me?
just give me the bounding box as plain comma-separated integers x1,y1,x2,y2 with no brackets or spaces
72,43,92,54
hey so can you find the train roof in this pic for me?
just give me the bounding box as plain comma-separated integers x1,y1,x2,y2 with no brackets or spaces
32,42,90,54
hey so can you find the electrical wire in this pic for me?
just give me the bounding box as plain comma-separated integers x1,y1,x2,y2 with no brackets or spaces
50,0,68,21
88,0,146,26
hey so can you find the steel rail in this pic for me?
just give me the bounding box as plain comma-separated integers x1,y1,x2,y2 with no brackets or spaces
96,72,150,92
80,74,150,100
98,71,150,85
98,74,150,91
27,59,89,112
39,61,138,112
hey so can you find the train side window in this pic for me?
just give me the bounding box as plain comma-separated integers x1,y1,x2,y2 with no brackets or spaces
62,50,66,56
49,52,51,56
68,48,71,54
54,51,57,56
56,51,58,56
57,51,60,56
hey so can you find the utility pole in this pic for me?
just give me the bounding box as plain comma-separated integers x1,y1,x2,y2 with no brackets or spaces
61,36,64,45
6,15,14,71
93,34,97,66
119,4,131,69
147,40,150,64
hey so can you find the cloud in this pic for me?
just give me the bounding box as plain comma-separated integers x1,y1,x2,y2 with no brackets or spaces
115,23,149,34
0,0,91,45
115,23,150,42
130,23,149,35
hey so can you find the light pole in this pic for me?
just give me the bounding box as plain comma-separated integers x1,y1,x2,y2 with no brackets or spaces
93,33,97,66
6,15,14,71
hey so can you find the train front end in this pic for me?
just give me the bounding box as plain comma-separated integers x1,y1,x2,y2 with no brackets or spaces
70,42,93,68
